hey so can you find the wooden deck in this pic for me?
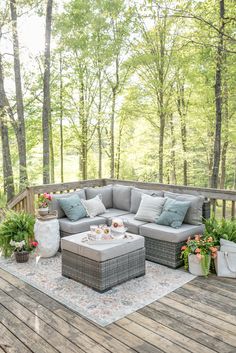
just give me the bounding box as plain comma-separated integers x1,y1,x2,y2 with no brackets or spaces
0,267,236,353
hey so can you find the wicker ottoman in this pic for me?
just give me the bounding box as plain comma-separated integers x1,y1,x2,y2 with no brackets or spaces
61,232,146,292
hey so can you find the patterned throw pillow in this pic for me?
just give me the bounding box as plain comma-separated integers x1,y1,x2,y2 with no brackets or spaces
59,194,87,222
81,195,106,218
156,198,190,229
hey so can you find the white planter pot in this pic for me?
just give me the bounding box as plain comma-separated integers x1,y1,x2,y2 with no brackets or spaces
34,219,60,257
188,254,211,276
38,207,49,216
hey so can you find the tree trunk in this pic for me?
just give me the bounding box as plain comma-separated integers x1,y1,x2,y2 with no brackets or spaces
110,87,116,178
220,79,229,189
59,52,64,182
10,0,28,189
0,52,15,201
211,0,225,189
42,0,53,184
0,117,15,201
49,116,54,183
176,81,188,185
115,118,124,179
159,111,165,183
169,114,177,184
97,67,102,178
79,68,87,180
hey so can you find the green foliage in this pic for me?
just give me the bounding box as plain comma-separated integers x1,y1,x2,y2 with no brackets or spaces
1,0,236,190
204,216,236,245
0,211,35,257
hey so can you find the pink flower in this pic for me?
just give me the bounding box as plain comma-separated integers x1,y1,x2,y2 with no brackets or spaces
181,245,187,251
210,246,217,253
195,248,201,253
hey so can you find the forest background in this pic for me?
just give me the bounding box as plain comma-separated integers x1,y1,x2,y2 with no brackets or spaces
0,0,235,204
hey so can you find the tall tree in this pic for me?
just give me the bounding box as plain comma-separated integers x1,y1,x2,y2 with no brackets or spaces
10,0,28,189
176,74,190,185
211,0,225,188
133,2,176,182
42,0,53,184
59,52,64,182
0,46,15,201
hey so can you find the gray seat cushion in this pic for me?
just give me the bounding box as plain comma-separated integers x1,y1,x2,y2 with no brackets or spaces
118,213,148,234
140,223,204,243
113,184,131,211
164,191,204,225
100,208,130,223
61,233,144,262
50,190,86,218
85,185,113,209
130,187,164,213
59,216,105,234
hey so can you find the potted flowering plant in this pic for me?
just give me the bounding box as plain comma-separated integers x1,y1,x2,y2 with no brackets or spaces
10,239,38,263
181,235,217,276
0,211,37,262
37,193,52,216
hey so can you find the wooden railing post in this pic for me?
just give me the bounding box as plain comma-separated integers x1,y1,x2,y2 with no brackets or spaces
26,187,35,215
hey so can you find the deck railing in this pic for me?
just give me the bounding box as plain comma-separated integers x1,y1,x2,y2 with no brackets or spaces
7,178,236,220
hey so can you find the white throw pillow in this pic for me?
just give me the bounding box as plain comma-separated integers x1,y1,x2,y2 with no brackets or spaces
134,194,166,223
81,195,106,218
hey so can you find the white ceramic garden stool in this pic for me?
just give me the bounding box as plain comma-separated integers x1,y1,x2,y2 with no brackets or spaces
34,218,60,257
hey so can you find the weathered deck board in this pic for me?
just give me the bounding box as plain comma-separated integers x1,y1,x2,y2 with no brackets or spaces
0,268,235,353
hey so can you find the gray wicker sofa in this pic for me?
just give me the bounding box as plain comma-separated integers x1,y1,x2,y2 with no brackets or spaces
50,184,210,268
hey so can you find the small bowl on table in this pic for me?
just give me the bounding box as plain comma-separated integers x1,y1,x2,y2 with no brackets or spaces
111,227,127,240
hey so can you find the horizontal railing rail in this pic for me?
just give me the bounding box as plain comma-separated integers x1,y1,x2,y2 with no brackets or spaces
7,178,236,219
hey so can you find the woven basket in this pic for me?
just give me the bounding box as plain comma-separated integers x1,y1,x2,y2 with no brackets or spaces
15,251,29,263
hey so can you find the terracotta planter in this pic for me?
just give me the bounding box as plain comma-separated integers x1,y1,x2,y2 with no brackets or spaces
38,208,49,216
188,254,211,276
15,251,29,263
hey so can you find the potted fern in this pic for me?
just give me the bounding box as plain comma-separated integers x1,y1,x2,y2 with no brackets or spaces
204,216,236,245
0,211,37,262
181,235,217,276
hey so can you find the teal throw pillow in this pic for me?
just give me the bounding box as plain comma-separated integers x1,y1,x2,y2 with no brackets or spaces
59,195,87,222
156,198,190,229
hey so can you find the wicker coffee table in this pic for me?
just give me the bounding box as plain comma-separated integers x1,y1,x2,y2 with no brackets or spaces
61,232,145,292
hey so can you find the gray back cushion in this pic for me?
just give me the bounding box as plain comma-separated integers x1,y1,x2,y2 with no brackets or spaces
130,187,164,213
113,184,131,211
50,189,86,218
164,191,204,225
85,185,113,209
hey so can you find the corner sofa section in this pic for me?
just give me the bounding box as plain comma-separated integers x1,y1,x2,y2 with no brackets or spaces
50,184,209,268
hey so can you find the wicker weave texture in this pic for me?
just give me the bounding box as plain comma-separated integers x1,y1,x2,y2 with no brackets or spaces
62,247,145,292
145,237,186,268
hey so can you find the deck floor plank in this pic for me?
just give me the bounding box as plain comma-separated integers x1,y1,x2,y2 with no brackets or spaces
140,303,236,351
190,278,236,300
128,311,231,353
0,322,32,353
0,269,235,353
0,305,58,353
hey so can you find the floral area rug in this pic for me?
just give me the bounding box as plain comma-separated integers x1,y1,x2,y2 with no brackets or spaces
0,253,195,326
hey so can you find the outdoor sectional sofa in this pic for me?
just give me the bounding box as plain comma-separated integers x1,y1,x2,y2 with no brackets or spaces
50,184,210,268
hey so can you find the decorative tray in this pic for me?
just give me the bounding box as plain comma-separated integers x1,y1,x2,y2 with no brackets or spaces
82,233,133,245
